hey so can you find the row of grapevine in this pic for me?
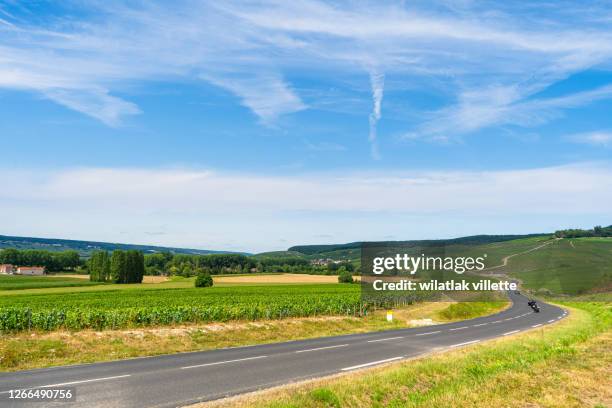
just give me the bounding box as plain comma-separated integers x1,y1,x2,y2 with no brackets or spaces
0,285,377,332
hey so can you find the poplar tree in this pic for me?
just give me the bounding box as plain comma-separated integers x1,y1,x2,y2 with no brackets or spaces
111,250,128,283
89,251,110,282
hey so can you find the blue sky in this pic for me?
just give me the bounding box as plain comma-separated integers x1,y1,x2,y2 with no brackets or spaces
1,1,611,252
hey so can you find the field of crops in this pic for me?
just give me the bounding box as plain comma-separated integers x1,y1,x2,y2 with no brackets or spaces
0,284,366,332
0,275,105,291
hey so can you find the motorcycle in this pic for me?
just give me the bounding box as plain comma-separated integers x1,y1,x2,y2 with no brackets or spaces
528,300,540,313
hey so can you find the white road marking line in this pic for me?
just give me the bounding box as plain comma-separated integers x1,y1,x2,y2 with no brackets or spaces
473,323,487,327
40,374,132,388
367,336,404,343
503,330,520,336
341,356,404,371
0,374,133,393
415,331,441,336
295,344,349,353
449,327,468,331
548,319,555,323
450,340,480,348
492,320,503,323
532,324,542,328
181,355,268,369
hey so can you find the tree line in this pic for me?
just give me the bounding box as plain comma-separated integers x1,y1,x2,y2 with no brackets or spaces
554,225,612,238
0,247,355,280
89,250,144,283
0,248,81,272
143,252,355,277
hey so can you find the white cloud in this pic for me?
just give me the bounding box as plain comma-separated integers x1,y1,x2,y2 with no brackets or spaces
44,88,141,126
1,1,612,143
200,72,305,123
567,130,612,147
408,83,612,141
0,164,610,251
368,70,384,159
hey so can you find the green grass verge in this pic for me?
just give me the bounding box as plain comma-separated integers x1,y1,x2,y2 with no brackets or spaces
436,301,508,321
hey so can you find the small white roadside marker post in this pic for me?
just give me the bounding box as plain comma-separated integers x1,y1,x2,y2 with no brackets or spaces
386,310,393,322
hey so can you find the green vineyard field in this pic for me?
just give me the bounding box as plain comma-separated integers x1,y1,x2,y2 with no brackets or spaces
0,284,365,332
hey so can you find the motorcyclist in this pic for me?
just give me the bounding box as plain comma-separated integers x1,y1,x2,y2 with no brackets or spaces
528,299,540,312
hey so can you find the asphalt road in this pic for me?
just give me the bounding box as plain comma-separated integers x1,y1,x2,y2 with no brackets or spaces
0,292,566,408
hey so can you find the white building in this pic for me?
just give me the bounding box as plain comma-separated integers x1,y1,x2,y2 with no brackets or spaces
0,264,15,274
16,266,45,275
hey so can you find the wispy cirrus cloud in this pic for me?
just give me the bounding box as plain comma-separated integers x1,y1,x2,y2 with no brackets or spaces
200,72,306,124
405,83,612,141
567,130,612,147
368,70,384,159
1,0,612,146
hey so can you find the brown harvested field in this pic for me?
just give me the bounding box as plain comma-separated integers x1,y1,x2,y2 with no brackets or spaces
48,273,357,285
51,273,90,280
214,273,360,284
142,275,170,283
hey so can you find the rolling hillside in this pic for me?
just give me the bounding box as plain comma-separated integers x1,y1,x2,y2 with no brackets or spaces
501,237,612,295
288,234,547,257
288,234,611,295
0,235,244,257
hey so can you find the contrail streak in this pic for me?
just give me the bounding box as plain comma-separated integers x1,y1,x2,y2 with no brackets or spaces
369,70,384,159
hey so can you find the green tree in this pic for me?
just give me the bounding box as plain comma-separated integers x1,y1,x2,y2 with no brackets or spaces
195,271,213,287
338,267,353,283
168,265,179,276
111,250,128,283
54,251,81,270
89,251,110,282
125,250,145,283
135,251,145,283
0,248,20,265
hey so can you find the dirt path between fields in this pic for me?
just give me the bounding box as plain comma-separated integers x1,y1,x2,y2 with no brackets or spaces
485,239,558,271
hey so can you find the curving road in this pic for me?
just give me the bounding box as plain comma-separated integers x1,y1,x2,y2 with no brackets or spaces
0,292,566,408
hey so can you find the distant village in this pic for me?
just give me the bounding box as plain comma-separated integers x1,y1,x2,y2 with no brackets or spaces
0,264,45,275
310,258,345,266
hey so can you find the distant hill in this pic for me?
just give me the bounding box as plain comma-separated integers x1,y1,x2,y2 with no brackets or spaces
0,235,244,257
252,251,307,259
288,234,549,256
